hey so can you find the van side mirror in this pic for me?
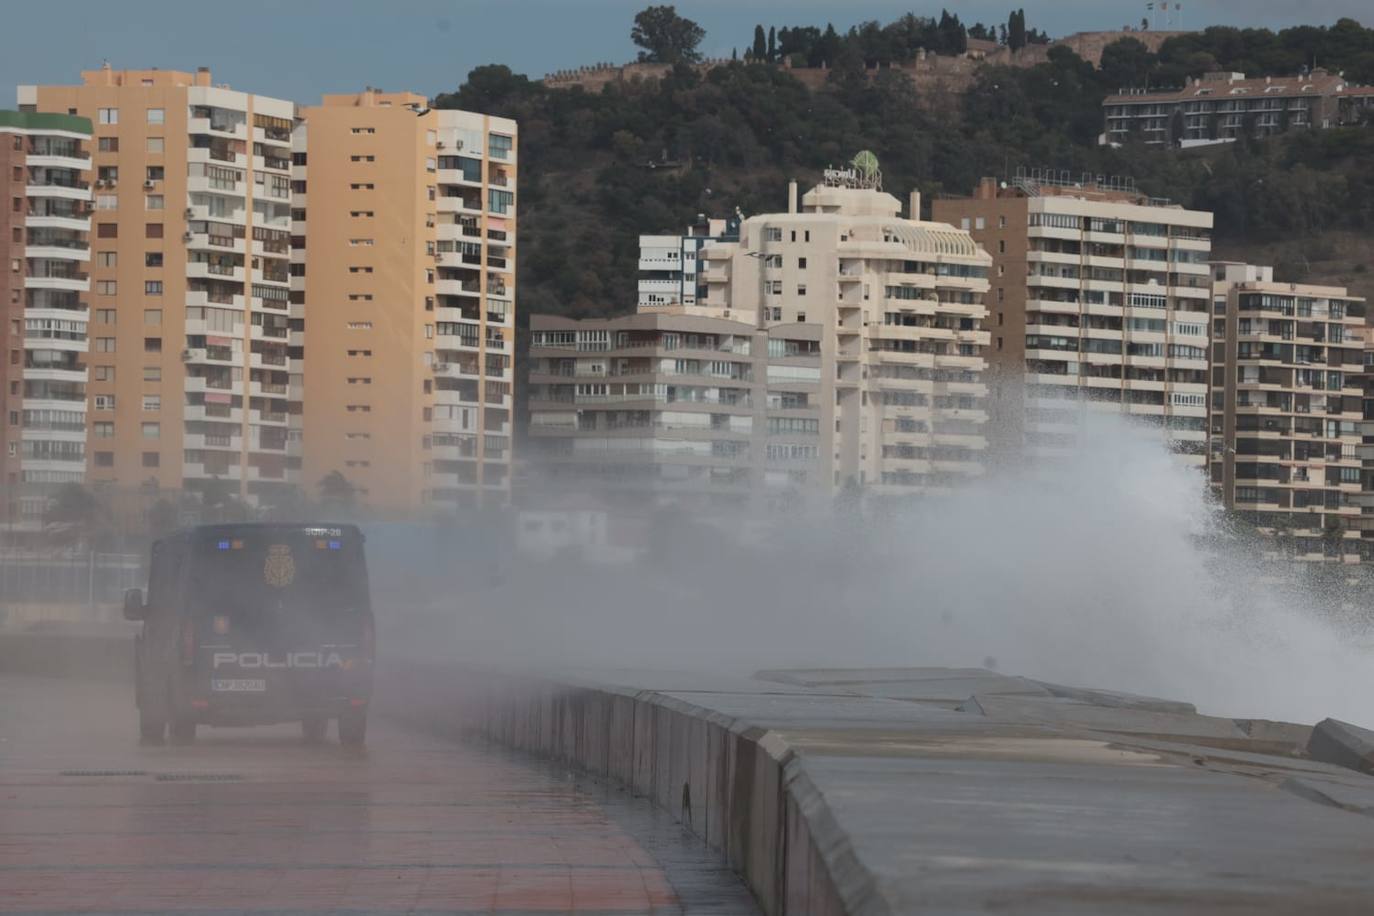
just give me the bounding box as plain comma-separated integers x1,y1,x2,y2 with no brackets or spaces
123,588,146,621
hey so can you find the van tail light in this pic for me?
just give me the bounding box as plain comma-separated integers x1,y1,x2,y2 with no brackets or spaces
361,619,375,660
181,619,196,667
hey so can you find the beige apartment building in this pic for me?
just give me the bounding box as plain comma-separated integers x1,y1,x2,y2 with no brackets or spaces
296,91,515,511
528,313,780,508
21,67,300,506
1,111,92,528
1209,262,1366,561
933,174,1213,466
528,174,992,504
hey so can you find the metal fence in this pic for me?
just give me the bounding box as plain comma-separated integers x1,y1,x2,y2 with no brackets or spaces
0,551,144,612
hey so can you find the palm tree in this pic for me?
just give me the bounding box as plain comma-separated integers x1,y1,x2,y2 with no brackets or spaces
261,484,311,521
1322,516,1346,562
318,471,356,514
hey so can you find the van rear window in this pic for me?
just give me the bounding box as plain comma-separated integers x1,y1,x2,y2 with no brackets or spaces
191,531,368,618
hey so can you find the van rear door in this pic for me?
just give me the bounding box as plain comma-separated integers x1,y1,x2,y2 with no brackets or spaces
190,529,372,703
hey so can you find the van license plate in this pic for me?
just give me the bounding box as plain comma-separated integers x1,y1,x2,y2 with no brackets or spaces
212,678,266,692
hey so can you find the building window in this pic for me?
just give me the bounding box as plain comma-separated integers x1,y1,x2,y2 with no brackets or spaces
142,394,161,412
94,452,114,467
146,195,164,210
93,422,114,438
144,337,162,353
94,366,114,382
145,281,163,295
798,257,807,269
143,365,161,381
97,223,117,239
147,108,164,125
98,137,118,152
142,452,160,468
488,189,514,214
95,195,117,210
144,309,162,325
96,280,117,295
141,422,160,439
97,252,117,268
94,308,116,323
94,394,116,410
488,133,513,159
98,108,118,125
147,137,164,153
998,215,1007,229
145,252,163,267
146,223,163,239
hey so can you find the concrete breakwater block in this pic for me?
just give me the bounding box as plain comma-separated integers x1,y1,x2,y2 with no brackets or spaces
1307,718,1374,775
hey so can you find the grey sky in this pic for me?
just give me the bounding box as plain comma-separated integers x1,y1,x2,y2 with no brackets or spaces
2,1,1366,105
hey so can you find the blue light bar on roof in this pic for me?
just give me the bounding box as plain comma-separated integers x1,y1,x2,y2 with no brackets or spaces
328,540,342,550
217,539,231,550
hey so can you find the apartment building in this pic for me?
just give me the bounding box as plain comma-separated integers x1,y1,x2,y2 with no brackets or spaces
1103,69,1374,147
1209,263,1366,562
297,91,515,511
700,179,992,495
1355,326,1374,559
933,174,1213,466
527,313,782,508
529,175,992,505
638,216,739,312
1,111,92,528
21,67,301,506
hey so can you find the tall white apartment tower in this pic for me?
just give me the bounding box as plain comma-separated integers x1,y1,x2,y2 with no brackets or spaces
698,175,992,495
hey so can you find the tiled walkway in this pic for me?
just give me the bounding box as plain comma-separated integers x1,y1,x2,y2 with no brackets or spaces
0,676,757,915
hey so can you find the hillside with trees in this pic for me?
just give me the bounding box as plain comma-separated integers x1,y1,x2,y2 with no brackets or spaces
434,8,1374,320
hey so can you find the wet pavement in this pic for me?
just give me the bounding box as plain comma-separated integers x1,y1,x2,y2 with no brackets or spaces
0,675,758,915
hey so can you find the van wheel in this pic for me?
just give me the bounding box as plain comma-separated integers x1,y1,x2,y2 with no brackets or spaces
301,717,327,743
169,717,197,744
338,709,367,747
139,710,166,744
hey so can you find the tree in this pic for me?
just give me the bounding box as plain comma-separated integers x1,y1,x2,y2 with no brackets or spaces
199,477,248,524
768,26,777,62
752,24,767,62
1008,9,1027,52
1323,516,1346,560
45,483,108,546
631,5,706,64
815,23,842,67
318,471,357,514
1099,37,1155,92
261,484,311,522
434,64,534,118
147,499,179,539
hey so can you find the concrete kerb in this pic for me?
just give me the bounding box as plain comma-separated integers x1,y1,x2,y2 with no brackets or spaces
439,669,879,916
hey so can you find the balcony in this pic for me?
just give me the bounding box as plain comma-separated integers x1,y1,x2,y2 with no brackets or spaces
26,240,90,262
26,179,90,203
25,268,88,292
189,117,248,139
27,151,91,172
187,261,244,282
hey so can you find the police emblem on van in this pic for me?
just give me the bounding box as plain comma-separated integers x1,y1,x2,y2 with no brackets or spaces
263,544,295,588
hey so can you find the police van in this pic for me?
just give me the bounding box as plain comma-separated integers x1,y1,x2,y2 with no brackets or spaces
125,523,374,746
